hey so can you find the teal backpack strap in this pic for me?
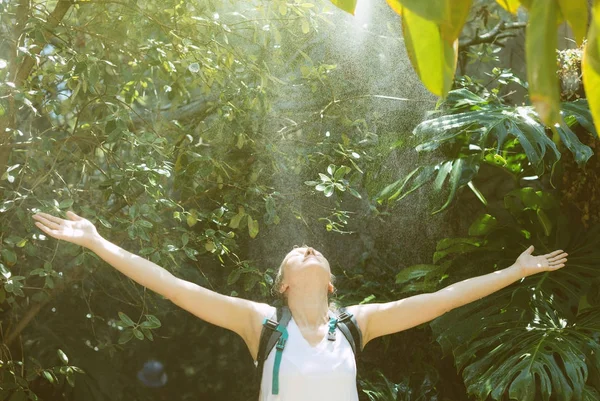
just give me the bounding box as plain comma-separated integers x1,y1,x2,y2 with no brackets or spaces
255,306,292,396
270,322,289,394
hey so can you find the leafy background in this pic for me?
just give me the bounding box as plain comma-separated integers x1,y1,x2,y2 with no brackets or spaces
0,0,599,401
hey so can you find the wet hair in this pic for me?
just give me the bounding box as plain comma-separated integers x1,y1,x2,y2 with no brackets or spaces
271,244,337,307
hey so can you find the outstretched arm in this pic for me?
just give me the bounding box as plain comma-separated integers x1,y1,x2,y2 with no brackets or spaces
347,246,568,348
32,211,274,359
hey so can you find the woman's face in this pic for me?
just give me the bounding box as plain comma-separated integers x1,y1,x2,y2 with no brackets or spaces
280,247,331,292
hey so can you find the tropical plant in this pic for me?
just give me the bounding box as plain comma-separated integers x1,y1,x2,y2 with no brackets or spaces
329,0,600,135
360,370,441,401
374,73,596,214
395,187,600,401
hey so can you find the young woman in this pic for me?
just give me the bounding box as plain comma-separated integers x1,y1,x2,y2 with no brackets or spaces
32,211,568,400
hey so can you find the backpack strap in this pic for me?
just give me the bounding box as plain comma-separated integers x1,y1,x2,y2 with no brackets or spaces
255,306,292,395
336,307,363,356
255,306,362,395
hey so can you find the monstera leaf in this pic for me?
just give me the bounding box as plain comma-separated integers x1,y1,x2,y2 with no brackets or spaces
418,191,600,401
431,290,600,401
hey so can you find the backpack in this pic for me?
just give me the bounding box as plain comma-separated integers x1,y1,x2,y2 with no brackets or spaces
254,306,362,397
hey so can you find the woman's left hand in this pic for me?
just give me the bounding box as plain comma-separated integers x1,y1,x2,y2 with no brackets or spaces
513,245,568,277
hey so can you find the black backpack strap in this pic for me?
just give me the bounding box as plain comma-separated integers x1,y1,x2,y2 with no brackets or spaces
255,306,292,392
336,307,363,356
265,306,291,356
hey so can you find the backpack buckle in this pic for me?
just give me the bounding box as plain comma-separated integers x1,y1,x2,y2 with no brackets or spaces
338,311,352,322
263,318,279,331
276,337,287,350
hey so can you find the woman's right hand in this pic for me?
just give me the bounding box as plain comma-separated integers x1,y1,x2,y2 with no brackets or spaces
33,211,101,248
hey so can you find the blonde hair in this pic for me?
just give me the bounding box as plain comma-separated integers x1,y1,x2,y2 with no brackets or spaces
271,244,337,306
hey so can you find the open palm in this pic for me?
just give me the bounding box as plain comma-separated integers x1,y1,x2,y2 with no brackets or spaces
514,245,568,277
33,211,99,248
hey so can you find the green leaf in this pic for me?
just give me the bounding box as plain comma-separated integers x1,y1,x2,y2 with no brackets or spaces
359,294,376,304
468,214,498,236
440,0,473,43
526,0,561,125
145,315,162,328
583,1,600,138
330,0,357,15
118,330,134,344
387,0,444,21
229,207,245,229
1,249,17,266
496,0,521,13
333,165,350,180
433,237,481,262
432,157,479,214
133,329,144,340
118,312,135,327
247,215,259,238
227,268,241,285
431,296,600,401
378,166,436,204
186,211,198,227
184,247,198,261
552,123,593,167
136,219,153,228
139,247,155,256
557,0,588,45
347,187,362,199
536,208,552,236
42,370,55,383
57,349,69,365
401,5,457,97
58,199,74,209
323,185,334,197
395,264,439,284
141,328,154,341
467,181,487,206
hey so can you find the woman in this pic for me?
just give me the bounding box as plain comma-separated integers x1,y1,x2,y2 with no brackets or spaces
32,211,568,400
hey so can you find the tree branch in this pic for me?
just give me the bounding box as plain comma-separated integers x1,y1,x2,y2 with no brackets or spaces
459,21,526,50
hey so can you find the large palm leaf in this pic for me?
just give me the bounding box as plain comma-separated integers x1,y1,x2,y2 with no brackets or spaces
376,91,595,214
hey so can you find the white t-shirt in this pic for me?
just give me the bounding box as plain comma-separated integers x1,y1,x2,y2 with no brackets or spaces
259,317,359,401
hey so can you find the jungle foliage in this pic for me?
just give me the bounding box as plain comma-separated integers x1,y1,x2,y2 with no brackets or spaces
331,0,600,138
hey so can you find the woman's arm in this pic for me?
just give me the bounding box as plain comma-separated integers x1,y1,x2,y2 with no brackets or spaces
347,246,568,347
33,211,274,359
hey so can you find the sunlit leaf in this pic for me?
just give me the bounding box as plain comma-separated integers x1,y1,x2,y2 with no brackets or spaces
389,0,444,21
57,349,69,365
496,0,521,13
526,0,561,125
330,0,357,15
468,214,498,236
552,123,593,167
402,7,457,97
582,1,600,138
440,0,473,42
557,0,588,45
385,0,403,15
386,0,471,42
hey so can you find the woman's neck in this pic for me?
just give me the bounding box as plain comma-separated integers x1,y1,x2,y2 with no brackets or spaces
286,286,330,330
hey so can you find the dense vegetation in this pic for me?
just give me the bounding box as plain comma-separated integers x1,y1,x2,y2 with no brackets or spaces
1,1,598,400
